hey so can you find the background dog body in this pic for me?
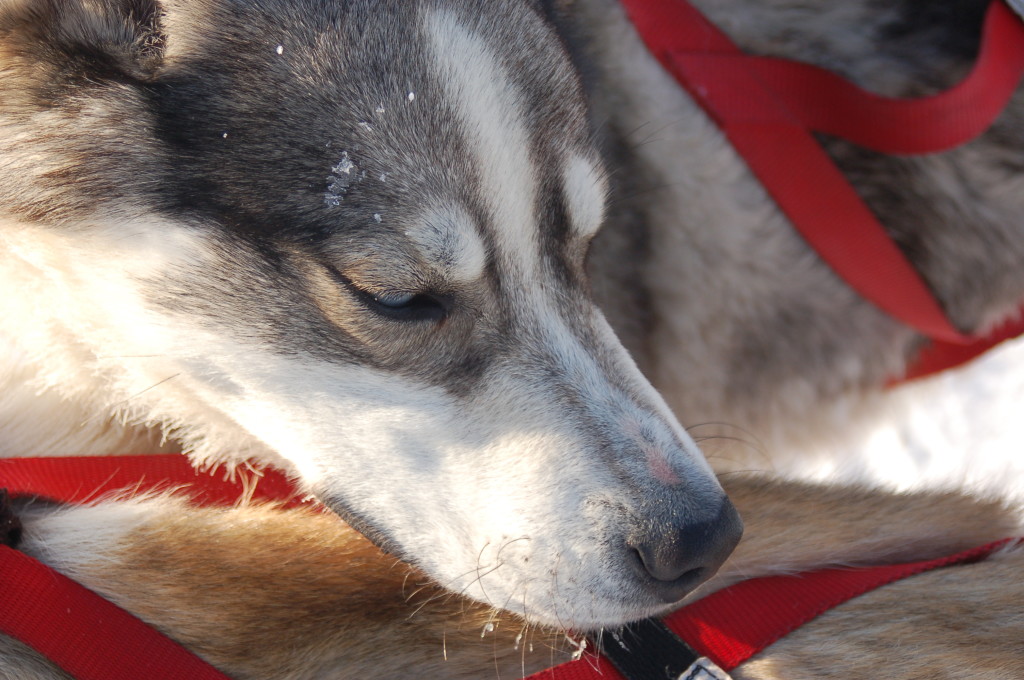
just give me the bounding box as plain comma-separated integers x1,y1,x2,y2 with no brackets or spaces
5,476,1022,680
579,0,1024,470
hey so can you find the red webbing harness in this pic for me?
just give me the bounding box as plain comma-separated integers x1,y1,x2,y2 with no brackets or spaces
0,454,1015,679
618,0,1024,381
528,538,1016,680
0,550,232,680
4,4,1023,677
0,455,309,680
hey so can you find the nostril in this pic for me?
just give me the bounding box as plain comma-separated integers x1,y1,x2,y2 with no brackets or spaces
630,542,701,583
676,566,704,585
627,541,709,603
626,497,743,604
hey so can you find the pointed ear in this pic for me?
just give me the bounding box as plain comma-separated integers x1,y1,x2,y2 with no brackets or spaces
0,0,165,90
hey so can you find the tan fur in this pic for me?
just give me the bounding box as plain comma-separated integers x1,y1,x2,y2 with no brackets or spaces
25,503,575,680
8,476,1019,679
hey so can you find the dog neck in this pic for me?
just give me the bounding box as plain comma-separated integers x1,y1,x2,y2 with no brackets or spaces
0,217,276,464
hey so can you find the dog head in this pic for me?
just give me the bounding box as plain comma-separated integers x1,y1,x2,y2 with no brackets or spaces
0,0,741,628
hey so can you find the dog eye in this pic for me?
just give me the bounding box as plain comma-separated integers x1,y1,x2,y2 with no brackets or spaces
329,267,451,323
374,291,416,308
367,290,451,323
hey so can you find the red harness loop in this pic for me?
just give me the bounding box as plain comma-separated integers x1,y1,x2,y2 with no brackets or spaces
0,454,310,680
619,0,1024,379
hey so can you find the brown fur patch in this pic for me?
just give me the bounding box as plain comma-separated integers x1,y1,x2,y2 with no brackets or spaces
712,476,1021,587
47,476,1019,679
85,504,573,680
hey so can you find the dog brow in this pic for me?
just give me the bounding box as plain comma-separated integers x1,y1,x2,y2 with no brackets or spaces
406,207,487,284
562,154,608,242
423,9,539,277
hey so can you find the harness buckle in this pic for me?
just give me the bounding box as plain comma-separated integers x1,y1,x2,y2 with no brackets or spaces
678,657,733,680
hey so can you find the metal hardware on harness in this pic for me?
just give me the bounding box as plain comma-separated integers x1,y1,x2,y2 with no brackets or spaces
618,0,1024,381
678,657,732,680
598,619,735,680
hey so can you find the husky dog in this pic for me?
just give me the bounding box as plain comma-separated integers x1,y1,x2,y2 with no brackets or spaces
0,0,745,631
4,475,1022,679
2,0,1023,634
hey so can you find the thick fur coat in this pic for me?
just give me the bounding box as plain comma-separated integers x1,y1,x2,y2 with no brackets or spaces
1,0,1023,676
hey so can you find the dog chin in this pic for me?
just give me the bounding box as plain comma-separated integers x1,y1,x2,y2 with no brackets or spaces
466,578,685,632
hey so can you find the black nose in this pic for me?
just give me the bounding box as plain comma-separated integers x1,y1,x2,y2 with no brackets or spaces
627,496,743,603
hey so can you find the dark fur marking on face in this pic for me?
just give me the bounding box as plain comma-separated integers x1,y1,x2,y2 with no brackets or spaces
122,2,510,395
137,1,430,239
537,177,586,295
4,0,612,402
151,233,380,365
316,494,404,562
586,121,656,375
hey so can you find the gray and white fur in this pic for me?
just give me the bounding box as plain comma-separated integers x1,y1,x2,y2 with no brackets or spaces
0,0,742,630
1,0,1022,631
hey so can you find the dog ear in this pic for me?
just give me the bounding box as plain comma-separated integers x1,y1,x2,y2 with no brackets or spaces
0,0,165,88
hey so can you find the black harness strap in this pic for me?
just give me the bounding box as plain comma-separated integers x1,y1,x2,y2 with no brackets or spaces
598,619,701,680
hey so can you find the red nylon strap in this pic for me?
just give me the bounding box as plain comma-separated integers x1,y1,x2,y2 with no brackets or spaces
528,538,1015,680
0,454,310,680
617,0,1024,350
2,457,1014,679
667,538,1014,669
0,454,306,507
0,545,233,680
898,312,1024,382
